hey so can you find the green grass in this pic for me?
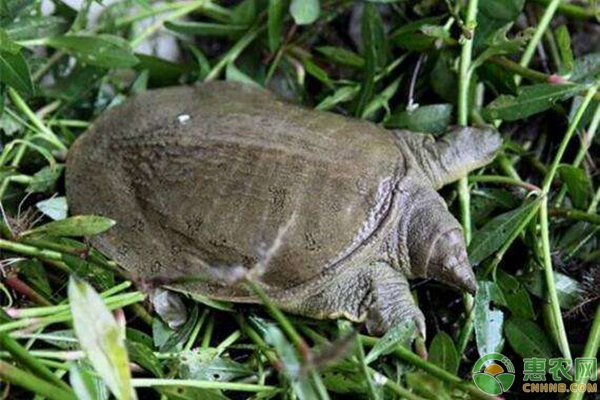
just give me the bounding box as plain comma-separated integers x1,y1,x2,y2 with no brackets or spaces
0,0,599,399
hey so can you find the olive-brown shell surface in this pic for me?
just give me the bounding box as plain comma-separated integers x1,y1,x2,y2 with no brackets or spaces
66,82,406,298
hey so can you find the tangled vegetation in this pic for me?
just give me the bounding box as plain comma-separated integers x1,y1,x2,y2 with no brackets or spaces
0,0,598,399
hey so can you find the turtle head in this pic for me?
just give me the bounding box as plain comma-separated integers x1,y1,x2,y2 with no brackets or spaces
425,228,478,294
405,189,478,295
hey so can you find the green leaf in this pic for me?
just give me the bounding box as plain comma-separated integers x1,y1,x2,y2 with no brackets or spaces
18,259,52,298
289,0,319,25
46,34,139,69
27,165,64,194
68,277,136,400
268,0,287,52
126,340,163,377
164,21,248,37
471,26,531,70
69,363,102,400
0,28,21,53
474,281,505,357
428,332,459,374
267,326,318,398
570,52,600,82
390,16,444,51
496,270,535,320
134,54,191,86
361,75,401,119
482,83,586,121
504,317,554,359
315,85,358,111
365,320,416,364
226,62,262,87
385,104,452,135
178,348,253,382
231,0,257,26
521,271,581,310
22,215,116,237
556,25,574,74
558,165,592,209
5,16,68,41
469,196,542,265
316,46,364,69
475,0,525,49
0,49,34,95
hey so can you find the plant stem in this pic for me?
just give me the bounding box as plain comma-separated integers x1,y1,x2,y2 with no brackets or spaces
528,0,598,20
469,175,541,192
456,0,478,356
568,304,600,400
554,102,600,207
0,361,76,400
538,84,598,361
517,0,562,85
360,335,494,400
131,378,276,392
548,208,600,225
7,88,67,154
0,333,71,391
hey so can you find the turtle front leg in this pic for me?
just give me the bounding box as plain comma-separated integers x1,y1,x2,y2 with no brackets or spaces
284,262,426,337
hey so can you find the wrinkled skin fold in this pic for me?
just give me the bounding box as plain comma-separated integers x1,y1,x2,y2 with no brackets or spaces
66,82,502,336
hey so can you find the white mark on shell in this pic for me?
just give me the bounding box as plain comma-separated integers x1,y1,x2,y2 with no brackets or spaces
177,114,191,125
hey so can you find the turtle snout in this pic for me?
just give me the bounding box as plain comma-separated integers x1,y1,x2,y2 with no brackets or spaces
428,229,478,295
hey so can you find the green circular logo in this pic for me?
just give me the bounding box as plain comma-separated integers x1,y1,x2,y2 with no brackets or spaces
472,353,516,395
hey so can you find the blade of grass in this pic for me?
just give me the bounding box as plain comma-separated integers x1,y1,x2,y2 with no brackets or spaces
0,360,76,400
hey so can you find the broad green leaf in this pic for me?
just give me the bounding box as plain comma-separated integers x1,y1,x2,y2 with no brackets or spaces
471,26,531,70
316,46,364,69
469,196,542,265
27,165,64,194
263,322,318,399
556,25,574,74
475,0,525,48
504,317,554,359
482,83,586,121
428,332,459,374
361,75,402,120
22,215,116,237
496,270,535,320
69,277,136,400
178,348,254,382
69,363,102,400
521,271,581,310
0,49,33,95
134,54,191,86
268,0,286,51
126,340,163,377
19,259,52,299
479,62,518,96
474,281,505,357
315,85,358,111
290,0,319,25
570,52,600,82
6,16,68,41
46,34,139,69
385,104,452,134
558,165,592,209
472,188,521,226
231,0,257,26
365,320,416,364
164,21,248,37
302,57,333,87
0,28,20,53
390,16,444,51
226,62,261,87
36,196,68,220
